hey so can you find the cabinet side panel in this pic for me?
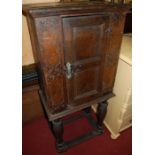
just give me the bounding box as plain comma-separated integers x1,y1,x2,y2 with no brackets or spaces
102,13,126,93
33,16,67,113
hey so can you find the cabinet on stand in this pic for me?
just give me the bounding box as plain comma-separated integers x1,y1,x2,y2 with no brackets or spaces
23,1,130,152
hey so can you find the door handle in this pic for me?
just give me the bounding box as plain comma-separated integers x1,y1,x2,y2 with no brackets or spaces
64,62,82,79
65,62,72,79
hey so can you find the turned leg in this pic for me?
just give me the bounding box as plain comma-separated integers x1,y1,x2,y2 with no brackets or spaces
83,106,92,114
51,119,66,152
96,101,108,133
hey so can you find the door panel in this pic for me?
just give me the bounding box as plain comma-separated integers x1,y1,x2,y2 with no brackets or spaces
62,14,110,105
73,25,101,61
74,66,99,100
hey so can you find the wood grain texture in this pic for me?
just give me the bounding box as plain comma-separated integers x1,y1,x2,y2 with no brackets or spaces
62,14,110,105
23,1,130,115
22,86,44,123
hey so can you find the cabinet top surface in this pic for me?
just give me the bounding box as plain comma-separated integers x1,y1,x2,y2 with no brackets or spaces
23,1,130,13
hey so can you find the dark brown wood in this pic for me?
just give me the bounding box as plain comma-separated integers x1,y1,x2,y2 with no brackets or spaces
96,101,108,133
23,1,130,151
63,14,111,106
22,85,44,123
39,89,114,121
23,2,130,115
51,119,66,152
50,108,106,152
83,106,92,114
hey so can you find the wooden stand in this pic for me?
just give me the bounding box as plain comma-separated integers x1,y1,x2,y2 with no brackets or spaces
96,102,108,133
51,119,67,152
49,105,107,152
39,88,109,152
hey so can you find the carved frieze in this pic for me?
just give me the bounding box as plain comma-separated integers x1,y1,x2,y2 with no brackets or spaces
44,63,84,81
45,64,64,80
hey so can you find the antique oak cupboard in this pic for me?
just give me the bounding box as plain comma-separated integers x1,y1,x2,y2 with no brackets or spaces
23,1,130,152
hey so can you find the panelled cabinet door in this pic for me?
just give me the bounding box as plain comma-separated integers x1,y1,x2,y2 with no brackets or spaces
62,14,111,105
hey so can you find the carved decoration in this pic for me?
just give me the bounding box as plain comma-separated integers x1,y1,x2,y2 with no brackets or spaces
44,63,83,81
45,64,64,80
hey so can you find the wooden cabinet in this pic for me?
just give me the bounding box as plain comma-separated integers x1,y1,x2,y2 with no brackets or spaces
23,1,130,152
